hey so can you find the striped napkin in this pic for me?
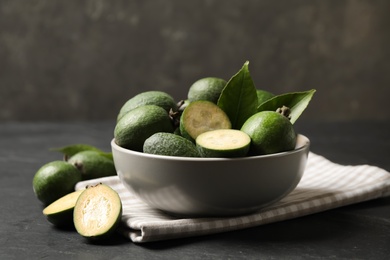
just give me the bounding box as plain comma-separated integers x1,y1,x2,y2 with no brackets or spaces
75,152,390,243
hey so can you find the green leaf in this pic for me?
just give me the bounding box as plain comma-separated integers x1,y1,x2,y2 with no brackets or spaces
51,144,113,161
217,61,258,129
257,89,316,124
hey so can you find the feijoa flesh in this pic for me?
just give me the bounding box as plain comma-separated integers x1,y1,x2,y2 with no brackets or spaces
43,189,84,227
180,100,231,142
73,184,122,239
196,129,251,158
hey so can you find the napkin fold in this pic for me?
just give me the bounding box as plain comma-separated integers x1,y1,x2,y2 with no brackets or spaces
75,152,390,243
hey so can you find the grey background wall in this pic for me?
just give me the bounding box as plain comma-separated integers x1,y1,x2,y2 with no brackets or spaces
1,0,389,122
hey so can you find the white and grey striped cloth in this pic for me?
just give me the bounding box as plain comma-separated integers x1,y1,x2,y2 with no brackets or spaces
75,152,390,243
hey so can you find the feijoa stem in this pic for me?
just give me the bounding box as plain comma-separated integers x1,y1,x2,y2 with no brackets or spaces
276,105,292,120
169,108,181,128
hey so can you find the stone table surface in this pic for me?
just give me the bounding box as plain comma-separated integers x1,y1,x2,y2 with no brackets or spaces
0,120,389,260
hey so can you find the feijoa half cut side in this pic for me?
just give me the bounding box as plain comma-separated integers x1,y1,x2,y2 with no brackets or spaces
196,129,251,158
180,100,232,142
73,184,122,239
43,189,84,227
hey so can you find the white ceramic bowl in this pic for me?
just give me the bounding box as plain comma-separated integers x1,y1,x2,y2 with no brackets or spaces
111,134,310,217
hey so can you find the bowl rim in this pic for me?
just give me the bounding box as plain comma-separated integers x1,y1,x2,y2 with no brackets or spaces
111,134,310,162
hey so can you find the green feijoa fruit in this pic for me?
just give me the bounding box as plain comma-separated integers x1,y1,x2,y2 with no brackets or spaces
68,151,116,181
188,77,227,104
143,132,200,157
73,184,122,240
241,111,297,156
180,100,231,142
196,129,251,158
117,90,177,122
50,144,105,161
114,105,174,151
256,89,275,106
33,161,82,205
43,189,84,227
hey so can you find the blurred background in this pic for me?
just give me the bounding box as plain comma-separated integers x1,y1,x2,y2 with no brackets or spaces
1,0,389,122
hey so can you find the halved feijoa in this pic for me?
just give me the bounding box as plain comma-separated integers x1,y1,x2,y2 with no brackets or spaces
180,100,231,142
42,189,84,227
73,184,122,239
196,129,251,158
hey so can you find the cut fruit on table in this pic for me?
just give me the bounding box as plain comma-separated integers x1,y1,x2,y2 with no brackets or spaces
73,184,122,240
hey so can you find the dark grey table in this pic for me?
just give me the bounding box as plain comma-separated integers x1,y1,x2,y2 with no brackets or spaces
1,120,389,260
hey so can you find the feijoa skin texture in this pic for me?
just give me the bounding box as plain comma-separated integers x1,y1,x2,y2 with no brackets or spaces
68,151,117,180
188,77,227,104
33,161,82,205
73,184,122,240
196,129,251,158
114,105,174,151
117,91,178,122
241,111,297,155
143,132,200,157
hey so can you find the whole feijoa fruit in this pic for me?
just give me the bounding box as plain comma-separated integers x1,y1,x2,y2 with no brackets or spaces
241,111,297,155
143,132,200,157
117,91,177,122
188,77,227,104
33,161,82,205
114,105,174,151
67,151,116,180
